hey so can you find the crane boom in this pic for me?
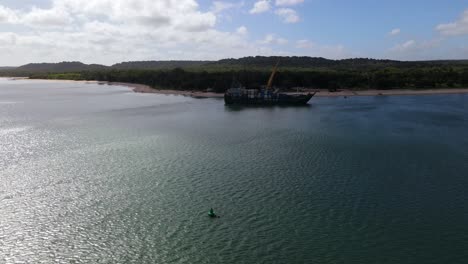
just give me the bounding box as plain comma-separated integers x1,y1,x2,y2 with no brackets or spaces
266,60,280,90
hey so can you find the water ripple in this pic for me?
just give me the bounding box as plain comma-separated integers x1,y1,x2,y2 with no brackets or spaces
1,81,468,263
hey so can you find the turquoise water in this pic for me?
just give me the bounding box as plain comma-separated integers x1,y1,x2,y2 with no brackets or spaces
1,79,468,263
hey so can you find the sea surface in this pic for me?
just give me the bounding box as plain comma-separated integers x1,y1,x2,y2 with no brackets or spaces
1,78,468,264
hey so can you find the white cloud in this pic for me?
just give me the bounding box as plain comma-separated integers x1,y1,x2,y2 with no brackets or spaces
21,7,73,28
260,34,288,45
0,32,17,46
0,1,217,31
389,28,401,36
236,26,248,35
54,0,216,31
391,40,416,52
211,1,235,13
296,39,314,49
0,1,353,65
386,38,445,60
436,9,468,36
0,0,276,65
0,5,18,23
250,0,271,14
211,1,244,13
275,8,299,23
390,39,441,54
275,0,304,6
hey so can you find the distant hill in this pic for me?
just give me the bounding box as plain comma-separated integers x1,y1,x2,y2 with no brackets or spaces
209,56,339,68
111,60,209,70
4,60,213,73
16,62,108,73
205,56,402,68
208,56,468,69
2,57,468,76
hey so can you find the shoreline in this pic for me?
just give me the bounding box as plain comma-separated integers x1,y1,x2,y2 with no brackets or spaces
116,82,468,98
4,78,468,98
111,82,225,98
312,88,468,97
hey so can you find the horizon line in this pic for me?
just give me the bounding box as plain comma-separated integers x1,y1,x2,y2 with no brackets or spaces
3,56,468,68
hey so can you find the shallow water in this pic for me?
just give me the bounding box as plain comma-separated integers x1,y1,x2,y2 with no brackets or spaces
1,79,468,263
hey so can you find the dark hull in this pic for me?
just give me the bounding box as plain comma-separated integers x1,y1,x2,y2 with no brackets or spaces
224,93,315,105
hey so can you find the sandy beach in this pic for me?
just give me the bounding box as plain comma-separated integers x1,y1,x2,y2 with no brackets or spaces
113,82,224,98
6,78,468,98
114,81,468,98
312,88,468,97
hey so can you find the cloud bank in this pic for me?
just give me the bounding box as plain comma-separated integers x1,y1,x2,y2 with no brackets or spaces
436,9,468,36
0,0,265,65
250,0,301,24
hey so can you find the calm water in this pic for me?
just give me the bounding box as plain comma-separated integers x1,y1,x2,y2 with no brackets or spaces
1,78,468,263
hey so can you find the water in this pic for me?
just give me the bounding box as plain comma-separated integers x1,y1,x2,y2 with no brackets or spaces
1,78,468,263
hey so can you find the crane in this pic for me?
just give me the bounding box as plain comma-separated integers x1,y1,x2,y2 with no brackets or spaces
266,59,280,90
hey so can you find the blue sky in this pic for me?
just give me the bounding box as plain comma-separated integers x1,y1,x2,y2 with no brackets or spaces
0,0,467,65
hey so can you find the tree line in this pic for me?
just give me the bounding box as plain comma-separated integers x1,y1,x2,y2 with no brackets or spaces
2,56,468,92
21,66,468,92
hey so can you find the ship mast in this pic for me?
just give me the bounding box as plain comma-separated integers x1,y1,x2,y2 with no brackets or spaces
266,59,280,90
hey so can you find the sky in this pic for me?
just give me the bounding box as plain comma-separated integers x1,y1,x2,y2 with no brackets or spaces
0,0,468,66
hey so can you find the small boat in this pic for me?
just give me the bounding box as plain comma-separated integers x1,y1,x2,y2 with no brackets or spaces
208,208,217,218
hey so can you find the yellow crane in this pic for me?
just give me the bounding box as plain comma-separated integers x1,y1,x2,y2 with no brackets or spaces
266,60,280,90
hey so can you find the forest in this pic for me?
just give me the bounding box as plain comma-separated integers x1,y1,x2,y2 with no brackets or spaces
2,56,468,92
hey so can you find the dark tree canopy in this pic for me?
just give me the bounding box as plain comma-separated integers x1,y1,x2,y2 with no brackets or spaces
2,56,468,92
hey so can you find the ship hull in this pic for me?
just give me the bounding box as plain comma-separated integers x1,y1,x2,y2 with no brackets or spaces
224,92,314,105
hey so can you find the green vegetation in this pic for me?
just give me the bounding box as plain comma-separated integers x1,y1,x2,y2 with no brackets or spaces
44,73,84,80
2,56,468,92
